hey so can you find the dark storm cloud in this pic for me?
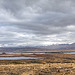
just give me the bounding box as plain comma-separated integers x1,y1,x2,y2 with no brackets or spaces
0,0,75,46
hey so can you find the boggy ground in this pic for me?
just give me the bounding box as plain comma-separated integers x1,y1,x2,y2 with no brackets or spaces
0,53,75,75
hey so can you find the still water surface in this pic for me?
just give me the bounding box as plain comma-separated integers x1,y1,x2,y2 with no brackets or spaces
0,52,45,54
0,52,74,60
0,57,43,60
64,52,75,54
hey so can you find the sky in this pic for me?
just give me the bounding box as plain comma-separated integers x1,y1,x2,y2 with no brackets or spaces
0,0,75,47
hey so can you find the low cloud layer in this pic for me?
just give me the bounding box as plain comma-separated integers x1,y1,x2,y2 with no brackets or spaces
0,0,75,47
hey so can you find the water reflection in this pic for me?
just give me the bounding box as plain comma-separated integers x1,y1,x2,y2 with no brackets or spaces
0,52,46,55
0,57,43,60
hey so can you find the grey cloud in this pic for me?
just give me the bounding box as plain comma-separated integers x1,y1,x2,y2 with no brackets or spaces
0,0,75,46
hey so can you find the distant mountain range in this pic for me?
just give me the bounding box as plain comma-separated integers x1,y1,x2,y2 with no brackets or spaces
38,43,75,50
0,43,75,52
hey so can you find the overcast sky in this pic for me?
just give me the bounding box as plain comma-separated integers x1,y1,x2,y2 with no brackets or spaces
0,0,75,47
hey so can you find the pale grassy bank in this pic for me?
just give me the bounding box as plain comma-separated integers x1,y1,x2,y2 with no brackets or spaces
0,63,75,75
